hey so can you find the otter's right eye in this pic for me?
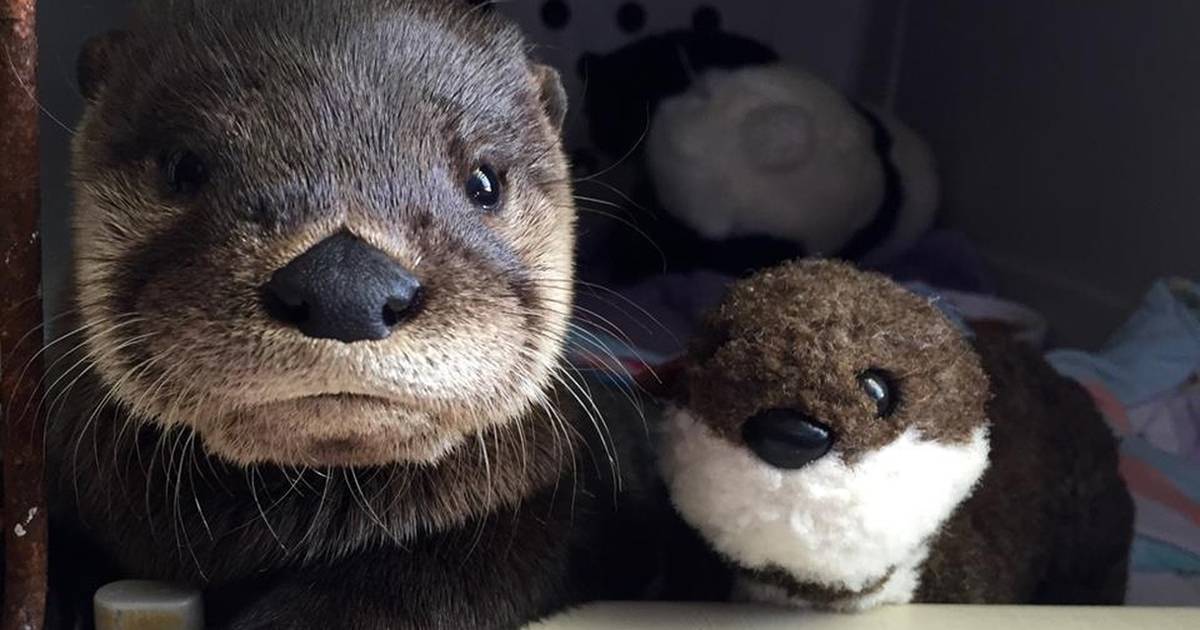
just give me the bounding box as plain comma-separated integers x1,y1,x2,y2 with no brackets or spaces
161,150,208,195
465,164,503,210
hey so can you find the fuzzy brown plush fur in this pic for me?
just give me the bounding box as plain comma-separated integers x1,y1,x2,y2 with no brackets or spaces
660,260,1134,609
917,333,1134,604
684,260,988,462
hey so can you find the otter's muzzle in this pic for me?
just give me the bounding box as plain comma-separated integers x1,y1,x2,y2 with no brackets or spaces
261,232,423,343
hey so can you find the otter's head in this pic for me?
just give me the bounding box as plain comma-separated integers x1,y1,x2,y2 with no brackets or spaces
659,260,990,599
71,0,573,467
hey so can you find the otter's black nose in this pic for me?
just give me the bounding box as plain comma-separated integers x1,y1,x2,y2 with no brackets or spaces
742,409,834,470
261,232,422,343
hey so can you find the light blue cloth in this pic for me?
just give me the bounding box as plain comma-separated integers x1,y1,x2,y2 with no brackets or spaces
1048,279,1200,407
1047,279,1200,579
1122,433,1200,503
1131,538,1200,574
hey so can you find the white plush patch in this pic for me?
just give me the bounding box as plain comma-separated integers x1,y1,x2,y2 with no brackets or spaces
659,407,989,597
733,550,927,611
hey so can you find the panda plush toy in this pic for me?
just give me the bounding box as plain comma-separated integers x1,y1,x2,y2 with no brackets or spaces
573,9,939,280
646,64,940,267
571,7,788,282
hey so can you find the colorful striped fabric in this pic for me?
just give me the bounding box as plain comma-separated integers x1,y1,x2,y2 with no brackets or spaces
1080,380,1200,576
1047,278,1200,595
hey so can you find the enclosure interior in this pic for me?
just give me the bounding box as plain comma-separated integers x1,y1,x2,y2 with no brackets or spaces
40,0,1200,348
34,0,1200,609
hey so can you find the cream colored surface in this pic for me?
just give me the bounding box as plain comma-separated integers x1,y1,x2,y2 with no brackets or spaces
532,602,1200,630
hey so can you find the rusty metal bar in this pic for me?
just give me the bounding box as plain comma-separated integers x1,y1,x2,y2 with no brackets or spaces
0,0,47,628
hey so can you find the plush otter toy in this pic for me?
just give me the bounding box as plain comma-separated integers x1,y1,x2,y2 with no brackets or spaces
659,260,1134,610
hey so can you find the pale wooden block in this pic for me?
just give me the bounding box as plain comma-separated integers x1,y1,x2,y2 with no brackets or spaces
531,602,1200,630
94,581,205,630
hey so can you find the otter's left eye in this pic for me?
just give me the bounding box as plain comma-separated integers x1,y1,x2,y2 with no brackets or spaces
466,164,503,210
161,150,208,195
858,369,899,418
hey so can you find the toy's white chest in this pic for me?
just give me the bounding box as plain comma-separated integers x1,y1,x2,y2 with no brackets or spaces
732,546,930,611
660,408,990,608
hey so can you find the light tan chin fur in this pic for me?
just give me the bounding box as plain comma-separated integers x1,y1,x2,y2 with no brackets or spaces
202,398,463,467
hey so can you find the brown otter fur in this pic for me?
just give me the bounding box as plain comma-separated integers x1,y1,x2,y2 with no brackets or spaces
69,0,576,470
661,260,1133,608
47,1,710,628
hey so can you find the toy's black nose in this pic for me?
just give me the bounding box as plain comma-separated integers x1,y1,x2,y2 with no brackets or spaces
261,232,422,343
742,408,834,470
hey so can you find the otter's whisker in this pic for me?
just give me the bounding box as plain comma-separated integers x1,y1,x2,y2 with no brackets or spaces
536,386,582,522
560,361,626,505
565,322,648,389
511,401,530,501
122,344,188,488
295,468,334,559
531,276,680,349
71,341,166,508
493,301,652,440
344,468,399,546
21,316,144,423
562,331,651,440
5,305,90,382
460,432,494,566
548,367,619,496
113,343,186,482
572,103,652,184
575,204,667,269
139,420,175,545
185,432,215,541
247,467,288,552
170,428,209,581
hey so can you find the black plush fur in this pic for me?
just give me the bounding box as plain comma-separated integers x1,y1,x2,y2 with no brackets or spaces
917,333,1134,604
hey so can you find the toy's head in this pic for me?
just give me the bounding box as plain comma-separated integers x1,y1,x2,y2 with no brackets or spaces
659,260,990,599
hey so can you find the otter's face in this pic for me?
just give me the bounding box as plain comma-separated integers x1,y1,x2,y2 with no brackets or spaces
660,261,990,599
70,2,574,467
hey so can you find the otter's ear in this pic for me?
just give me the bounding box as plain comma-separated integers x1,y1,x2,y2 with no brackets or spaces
531,63,568,131
78,30,130,103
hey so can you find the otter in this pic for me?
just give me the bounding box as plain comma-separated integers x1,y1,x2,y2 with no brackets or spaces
659,261,1134,610
48,1,704,628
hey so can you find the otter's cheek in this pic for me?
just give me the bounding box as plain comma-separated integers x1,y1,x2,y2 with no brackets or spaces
659,408,989,594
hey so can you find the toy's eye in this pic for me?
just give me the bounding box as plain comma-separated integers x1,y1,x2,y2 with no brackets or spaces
466,164,503,210
161,150,208,195
858,369,899,418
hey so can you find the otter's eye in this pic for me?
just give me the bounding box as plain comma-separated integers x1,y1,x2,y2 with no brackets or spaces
466,164,503,210
858,369,899,418
161,150,208,195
